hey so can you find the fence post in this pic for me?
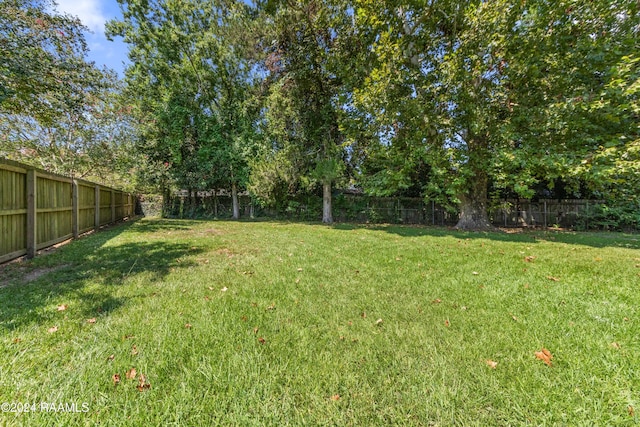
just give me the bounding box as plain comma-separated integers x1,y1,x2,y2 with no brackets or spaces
95,185,100,231
72,180,79,238
111,189,115,224
544,200,547,229
26,168,37,258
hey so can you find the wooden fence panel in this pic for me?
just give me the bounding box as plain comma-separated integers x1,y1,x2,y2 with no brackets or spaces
115,191,124,220
0,166,27,263
99,189,112,226
78,183,96,233
0,158,136,263
36,176,73,250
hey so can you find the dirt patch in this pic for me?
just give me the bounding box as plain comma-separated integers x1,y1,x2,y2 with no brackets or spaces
0,264,69,288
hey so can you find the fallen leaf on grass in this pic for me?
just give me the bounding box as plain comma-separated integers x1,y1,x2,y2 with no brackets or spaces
610,342,621,349
444,319,450,327
431,298,442,304
547,276,560,282
374,318,383,326
221,287,228,292
12,338,22,343
253,327,259,335
137,374,150,391
87,318,97,324
131,345,138,356
361,311,367,318
524,256,536,262
258,337,266,344
107,354,115,361
126,368,137,380
208,287,214,291
535,348,553,366
485,360,498,369
629,405,635,417
266,303,276,311
112,374,121,385
204,296,210,301
472,271,479,275
185,323,192,329
48,326,58,333
297,268,303,272
57,304,68,311
330,394,340,401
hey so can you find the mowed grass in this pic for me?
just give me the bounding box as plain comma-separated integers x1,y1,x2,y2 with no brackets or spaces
1,219,639,426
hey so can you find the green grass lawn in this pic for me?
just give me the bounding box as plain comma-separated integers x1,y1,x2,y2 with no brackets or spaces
1,218,639,426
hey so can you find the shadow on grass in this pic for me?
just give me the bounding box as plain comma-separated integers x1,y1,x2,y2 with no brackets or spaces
126,218,207,234
330,222,640,249
0,221,205,331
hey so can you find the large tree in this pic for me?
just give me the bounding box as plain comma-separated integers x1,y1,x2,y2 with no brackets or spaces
108,0,258,218
253,0,359,223
0,0,138,187
352,0,639,229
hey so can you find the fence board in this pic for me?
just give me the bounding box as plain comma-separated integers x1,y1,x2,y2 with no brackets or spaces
0,158,136,263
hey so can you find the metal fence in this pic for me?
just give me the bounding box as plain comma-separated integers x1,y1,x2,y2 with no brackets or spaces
0,158,135,263
164,191,628,230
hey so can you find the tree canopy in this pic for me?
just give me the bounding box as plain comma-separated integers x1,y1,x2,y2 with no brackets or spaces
3,0,637,227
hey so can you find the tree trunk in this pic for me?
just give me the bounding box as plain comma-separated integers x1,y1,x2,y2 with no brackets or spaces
454,172,494,230
231,182,240,220
322,181,333,224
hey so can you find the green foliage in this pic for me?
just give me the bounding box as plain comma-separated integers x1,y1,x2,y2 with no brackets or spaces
576,202,640,232
107,0,259,197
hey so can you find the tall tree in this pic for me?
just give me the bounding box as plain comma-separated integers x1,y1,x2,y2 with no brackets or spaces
0,0,139,187
254,0,357,223
353,0,639,229
108,0,258,218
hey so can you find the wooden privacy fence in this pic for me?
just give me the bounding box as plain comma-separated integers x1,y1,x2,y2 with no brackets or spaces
0,158,135,263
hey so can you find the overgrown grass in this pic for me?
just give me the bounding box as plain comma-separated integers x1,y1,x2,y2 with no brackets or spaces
1,219,639,426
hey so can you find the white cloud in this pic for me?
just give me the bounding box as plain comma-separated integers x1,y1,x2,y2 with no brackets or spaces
55,0,107,33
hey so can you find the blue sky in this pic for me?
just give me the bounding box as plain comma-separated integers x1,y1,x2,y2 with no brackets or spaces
54,0,130,77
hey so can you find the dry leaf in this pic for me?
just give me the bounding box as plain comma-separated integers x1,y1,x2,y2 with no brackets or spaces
524,256,536,262
472,271,479,275
221,287,228,292
610,342,621,349
57,304,68,311
185,323,192,329
361,311,367,318
87,318,97,324
241,316,248,321
535,348,553,366
204,296,210,301
258,337,266,344
137,374,150,391
266,303,276,311
511,314,518,321
374,318,383,326
112,374,121,385
107,354,115,361
48,326,58,333
208,287,214,291
629,405,635,417
432,298,442,304
295,279,300,284
330,394,340,401
444,319,450,327
297,268,303,272
126,368,137,380
131,345,138,356
12,338,22,343
547,276,560,282
486,360,498,369
253,327,259,335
